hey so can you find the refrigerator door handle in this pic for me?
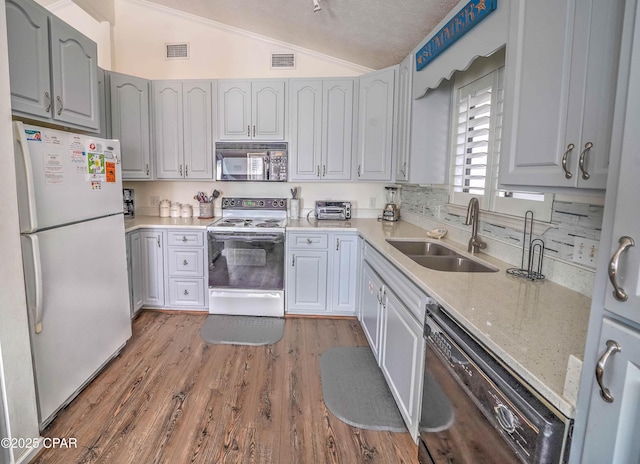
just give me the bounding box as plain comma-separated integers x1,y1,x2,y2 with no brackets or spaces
23,235,44,334
13,122,38,233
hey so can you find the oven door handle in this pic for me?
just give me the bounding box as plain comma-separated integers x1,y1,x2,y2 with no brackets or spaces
209,232,284,242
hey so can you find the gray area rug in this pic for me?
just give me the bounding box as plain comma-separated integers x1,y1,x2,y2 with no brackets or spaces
200,315,284,346
319,347,406,432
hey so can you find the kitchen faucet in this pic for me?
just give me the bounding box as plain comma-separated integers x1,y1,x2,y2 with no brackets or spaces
465,197,486,253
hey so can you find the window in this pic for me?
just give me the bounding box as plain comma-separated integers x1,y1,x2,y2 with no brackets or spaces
448,50,552,220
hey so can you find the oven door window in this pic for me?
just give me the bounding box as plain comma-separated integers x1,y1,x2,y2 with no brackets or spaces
208,232,284,290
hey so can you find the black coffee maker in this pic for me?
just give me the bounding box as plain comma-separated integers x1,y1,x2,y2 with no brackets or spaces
123,188,134,218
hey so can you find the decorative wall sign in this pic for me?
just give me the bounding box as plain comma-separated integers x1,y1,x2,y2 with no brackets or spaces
416,0,497,71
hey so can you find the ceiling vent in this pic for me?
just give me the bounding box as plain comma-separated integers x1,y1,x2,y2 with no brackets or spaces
165,42,190,60
271,53,296,69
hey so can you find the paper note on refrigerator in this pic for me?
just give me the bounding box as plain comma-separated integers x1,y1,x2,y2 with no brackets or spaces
44,154,64,184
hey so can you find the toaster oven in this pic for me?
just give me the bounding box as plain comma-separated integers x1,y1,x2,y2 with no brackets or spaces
315,201,352,220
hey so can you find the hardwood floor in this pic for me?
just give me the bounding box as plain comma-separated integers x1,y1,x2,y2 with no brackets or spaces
33,311,418,463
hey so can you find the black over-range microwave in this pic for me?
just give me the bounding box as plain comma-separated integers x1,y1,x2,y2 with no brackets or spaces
215,142,288,182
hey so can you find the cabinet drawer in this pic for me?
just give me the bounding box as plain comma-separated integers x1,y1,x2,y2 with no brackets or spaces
167,230,205,247
363,241,428,323
288,232,328,249
168,278,206,307
167,248,205,277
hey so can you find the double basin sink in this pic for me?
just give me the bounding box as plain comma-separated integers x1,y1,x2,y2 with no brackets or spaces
386,239,498,273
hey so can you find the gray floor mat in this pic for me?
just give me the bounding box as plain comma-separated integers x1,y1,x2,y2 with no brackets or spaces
200,315,284,346
319,346,406,432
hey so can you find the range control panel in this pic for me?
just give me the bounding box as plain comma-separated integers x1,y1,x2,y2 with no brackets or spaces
221,197,287,210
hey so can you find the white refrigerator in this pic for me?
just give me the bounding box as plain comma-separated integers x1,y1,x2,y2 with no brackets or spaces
13,121,132,429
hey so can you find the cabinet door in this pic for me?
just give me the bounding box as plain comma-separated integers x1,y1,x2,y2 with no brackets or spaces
129,231,143,315
394,55,412,182
153,81,184,179
330,234,358,314
140,231,164,306
360,262,384,361
218,80,251,140
6,0,51,119
183,81,214,179
356,67,395,181
49,15,99,130
287,250,328,312
322,79,353,180
110,72,152,179
581,318,640,463
380,289,424,438
252,80,286,140
289,79,323,180
501,0,623,189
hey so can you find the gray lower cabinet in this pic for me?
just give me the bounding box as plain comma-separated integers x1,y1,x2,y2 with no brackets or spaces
166,230,207,308
286,231,358,315
127,230,143,317
110,72,152,180
140,230,165,307
153,80,215,180
359,240,426,440
6,0,100,131
130,228,208,310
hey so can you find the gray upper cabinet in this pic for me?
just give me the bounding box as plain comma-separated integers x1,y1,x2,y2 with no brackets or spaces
218,80,285,140
289,78,353,181
394,55,412,182
501,0,625,191
110,72,152,180
6,0,100,131
356,66,396,181
153,80,214,180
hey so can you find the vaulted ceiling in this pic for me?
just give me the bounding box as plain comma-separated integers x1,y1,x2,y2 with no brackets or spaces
51,0,455,70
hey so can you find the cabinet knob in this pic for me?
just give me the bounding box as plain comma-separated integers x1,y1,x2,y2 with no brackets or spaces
595,339,621,403
561,144,574,179
183,259,189,266
182,236,188,242
578,142,593,180
183,289,189,296
307,238,312,244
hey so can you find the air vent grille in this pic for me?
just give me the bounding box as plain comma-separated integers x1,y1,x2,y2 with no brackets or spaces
271,53,296,69
166,43,189,60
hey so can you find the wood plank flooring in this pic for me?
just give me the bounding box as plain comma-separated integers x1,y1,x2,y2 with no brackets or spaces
33,311,418,464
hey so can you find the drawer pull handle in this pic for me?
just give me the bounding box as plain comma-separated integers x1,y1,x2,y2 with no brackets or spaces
608,236,634,301
307,238,312,244
183,289,189,296
182,236,188,242
595,339,621,403
578,142,593,180
561,144,574,179
157,236,161,248
183,259,188,266
336,238,340,251
292,254,295,267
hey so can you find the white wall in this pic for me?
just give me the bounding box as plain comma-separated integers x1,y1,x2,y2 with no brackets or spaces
111,0,370,79
0,2,42,463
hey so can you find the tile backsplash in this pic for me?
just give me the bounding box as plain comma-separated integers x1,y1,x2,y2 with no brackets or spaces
401,185,603,296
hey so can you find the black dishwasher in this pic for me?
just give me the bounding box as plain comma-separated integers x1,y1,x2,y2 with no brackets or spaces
418,304,572,464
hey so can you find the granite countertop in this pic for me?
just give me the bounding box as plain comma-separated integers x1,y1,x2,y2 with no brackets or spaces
125,216,591,417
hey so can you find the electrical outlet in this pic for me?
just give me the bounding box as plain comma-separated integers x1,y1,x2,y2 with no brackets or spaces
573,237,599,266
369,197,376,208
150,195,160,207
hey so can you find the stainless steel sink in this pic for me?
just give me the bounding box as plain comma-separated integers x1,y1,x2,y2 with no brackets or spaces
386,240,458,256
409,256,498,273
385,239,498,273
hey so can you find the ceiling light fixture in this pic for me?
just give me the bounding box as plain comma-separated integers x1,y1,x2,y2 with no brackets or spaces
312,0,321,12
